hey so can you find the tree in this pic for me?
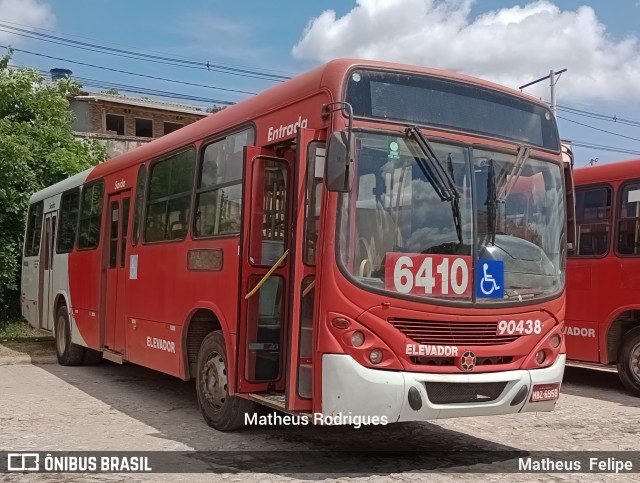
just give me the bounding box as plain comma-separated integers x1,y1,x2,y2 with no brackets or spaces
0,51,106,315
206,105,227,114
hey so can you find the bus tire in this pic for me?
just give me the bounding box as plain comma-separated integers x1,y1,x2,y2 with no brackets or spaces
196,331,255,431
55,306,85,366
617,327,640,397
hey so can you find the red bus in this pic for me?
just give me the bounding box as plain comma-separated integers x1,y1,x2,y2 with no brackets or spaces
566,159,640,396
22,59,573,430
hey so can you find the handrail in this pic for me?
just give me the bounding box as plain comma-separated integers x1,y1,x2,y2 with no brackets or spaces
244,249,290,300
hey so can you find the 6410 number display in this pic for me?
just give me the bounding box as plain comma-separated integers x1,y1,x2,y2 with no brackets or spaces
385,253,472,297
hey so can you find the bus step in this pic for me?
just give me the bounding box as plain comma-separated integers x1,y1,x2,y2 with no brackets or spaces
101,349,123,364
247,393,286,410
566,360,617,373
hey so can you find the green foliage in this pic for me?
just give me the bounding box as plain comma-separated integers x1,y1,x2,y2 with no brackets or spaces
0,51,106,314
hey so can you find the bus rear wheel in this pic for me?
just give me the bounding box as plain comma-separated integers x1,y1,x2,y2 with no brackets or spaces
617,327,640,397
55,306,85,366
196,331,255,431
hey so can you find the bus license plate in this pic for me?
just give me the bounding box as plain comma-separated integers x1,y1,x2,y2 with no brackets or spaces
530,383,560,402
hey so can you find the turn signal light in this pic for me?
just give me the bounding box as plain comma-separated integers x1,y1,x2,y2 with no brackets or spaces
351,331,365,347
331,317,351,329
535,350,546,365
369,349,383,364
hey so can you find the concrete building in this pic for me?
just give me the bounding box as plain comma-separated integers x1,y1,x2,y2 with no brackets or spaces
69,91,208,159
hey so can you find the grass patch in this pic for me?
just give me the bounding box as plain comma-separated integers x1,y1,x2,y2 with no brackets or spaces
0,318,52,342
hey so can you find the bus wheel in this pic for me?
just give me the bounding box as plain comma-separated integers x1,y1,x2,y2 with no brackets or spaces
617,327,640,397
55,306,85,366
196,331,255,431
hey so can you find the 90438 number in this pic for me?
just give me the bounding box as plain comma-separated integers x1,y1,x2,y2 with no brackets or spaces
497,319,542,335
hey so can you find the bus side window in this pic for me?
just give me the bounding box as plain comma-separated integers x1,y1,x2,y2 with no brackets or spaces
194,128,253,238
56,188,80,253
303,142,325,265
617,183,640,256
132,164,147,246
24,201,44,257
78,181,105,250
574,186,611,256
144,148,195,243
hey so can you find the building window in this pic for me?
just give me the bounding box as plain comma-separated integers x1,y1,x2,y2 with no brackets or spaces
144,148,196,242
194,128,253,237
574,186,611,256
136,118,153,138
106,114,125,135
164,122,183,135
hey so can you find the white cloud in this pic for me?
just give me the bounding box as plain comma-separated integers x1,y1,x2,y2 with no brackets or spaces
0,0,55,45
292,0,640,102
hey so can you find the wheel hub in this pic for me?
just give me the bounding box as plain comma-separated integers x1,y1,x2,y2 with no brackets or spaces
56,315,66,355
201,351,228,410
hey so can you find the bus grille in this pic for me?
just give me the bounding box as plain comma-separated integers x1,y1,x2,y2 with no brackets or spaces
389,319,519,346
410,356,513,367
425,382,508,404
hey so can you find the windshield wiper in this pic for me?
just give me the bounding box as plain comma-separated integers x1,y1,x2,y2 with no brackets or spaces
447,153,463,244
405,127,460,201
405,127,463,244
486,159,498,246
485,145,531,245
497,145,531,202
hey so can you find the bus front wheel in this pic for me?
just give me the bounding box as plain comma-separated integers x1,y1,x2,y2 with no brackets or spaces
55,306,85,366
196,331,256,431
617,327,640,397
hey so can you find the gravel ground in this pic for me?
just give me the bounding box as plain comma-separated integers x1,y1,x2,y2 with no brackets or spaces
1,342,639,482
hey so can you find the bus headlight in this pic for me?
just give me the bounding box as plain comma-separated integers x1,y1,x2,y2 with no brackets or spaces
351,331,365,347
535,350,546,365
549,334,562,348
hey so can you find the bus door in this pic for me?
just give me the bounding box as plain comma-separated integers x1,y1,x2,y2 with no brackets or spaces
285,129,326,411
39,211,57,331
103,191,131,352
237,148,293,393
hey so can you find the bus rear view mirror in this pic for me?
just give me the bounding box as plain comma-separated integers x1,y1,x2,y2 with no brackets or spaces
326,131,353,192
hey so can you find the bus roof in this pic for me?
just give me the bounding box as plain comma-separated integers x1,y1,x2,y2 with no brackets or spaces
574,158,640,186
29,167,92,204
29,59,551,203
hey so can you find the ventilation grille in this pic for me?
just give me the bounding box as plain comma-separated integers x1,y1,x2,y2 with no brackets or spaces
425,382,508,404
390,319,518,346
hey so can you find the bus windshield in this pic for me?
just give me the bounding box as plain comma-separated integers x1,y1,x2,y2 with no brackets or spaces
337,131,565,304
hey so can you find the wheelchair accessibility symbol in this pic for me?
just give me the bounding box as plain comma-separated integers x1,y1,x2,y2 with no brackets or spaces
475,260,504,298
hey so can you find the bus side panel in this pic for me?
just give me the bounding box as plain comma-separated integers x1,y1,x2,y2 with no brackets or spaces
123,237,240,377
126,318,182,377
68,248,103,350
21,255,40,328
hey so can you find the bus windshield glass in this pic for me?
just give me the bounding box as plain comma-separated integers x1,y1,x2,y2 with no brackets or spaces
345,69,560,151
337,132,565,304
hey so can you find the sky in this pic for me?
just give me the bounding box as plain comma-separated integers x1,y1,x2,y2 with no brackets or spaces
1,0,640,166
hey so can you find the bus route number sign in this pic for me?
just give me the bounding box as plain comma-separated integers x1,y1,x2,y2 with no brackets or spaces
385,253,472,297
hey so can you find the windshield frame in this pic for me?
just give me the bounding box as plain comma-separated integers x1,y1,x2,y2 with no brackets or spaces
334,127,567,309
342,66,562,156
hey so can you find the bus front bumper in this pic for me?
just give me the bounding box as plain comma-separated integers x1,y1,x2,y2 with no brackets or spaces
321,353,565,423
